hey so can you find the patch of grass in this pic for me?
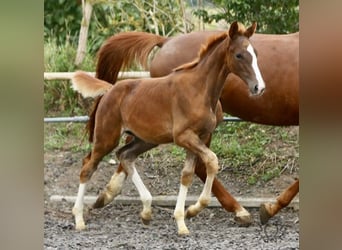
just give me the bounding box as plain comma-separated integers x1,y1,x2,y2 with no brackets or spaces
212,122,270,167
44,120,299,187
211,121,298,185
44,123,91,153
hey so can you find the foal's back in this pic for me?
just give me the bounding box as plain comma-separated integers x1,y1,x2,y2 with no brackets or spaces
96,69,215,145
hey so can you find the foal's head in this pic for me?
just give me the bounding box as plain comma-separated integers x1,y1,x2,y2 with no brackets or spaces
227,21,265,95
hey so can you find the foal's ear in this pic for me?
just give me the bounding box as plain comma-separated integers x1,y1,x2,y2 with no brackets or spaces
229,21,239,40
245,22,257,38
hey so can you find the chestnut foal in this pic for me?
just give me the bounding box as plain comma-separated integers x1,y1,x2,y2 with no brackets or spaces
71,22,265,235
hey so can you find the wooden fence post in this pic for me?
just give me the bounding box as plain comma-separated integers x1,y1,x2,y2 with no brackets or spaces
75,0,93,67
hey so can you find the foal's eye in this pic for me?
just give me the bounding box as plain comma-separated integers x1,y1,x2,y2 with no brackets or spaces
235,53,243,59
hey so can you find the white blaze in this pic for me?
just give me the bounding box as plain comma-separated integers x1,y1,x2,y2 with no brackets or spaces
247,44,265,92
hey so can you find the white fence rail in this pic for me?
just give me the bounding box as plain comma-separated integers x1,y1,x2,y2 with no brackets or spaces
44,71,150,80
44,72,242,123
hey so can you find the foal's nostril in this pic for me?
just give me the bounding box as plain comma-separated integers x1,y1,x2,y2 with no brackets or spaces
254,85,258,93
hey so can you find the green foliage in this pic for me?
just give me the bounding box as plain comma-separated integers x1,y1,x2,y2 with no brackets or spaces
44,37,95,114
44,0,188,55
193,0,299,33
44,0,83,45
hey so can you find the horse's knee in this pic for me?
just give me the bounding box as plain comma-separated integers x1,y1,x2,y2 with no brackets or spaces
181,169,194,186
205,153,219,175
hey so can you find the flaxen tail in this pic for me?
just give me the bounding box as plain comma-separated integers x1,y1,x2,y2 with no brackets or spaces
72,71,112,98
96,31,167,84
72,71,112,142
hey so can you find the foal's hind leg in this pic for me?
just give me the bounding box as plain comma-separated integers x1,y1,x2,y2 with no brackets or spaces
72,134,121,230
92,164,127,209
116,136,157,224
72,149,113,230
93,135,135,209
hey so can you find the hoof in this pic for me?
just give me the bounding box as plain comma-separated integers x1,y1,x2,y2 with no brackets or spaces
75,222,86,231
234,214,253,227
234,209,253,227
140,211,152,225
178,228,190,236
185,205,199,219
260,203,273,225
92,196,106,209
93,192,113,209
141,217,151,225
185,209,196,219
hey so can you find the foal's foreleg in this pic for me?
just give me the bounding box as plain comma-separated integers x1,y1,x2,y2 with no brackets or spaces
175,132,219,233
174,152,196,235
185,148,218,218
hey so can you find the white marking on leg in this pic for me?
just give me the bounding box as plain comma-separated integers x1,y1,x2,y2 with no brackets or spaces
199,149,217,206
107,171,126,197
187,150,217,216
131,167,152,220
174,184,189,235
72,183,87,230
247,44,265,93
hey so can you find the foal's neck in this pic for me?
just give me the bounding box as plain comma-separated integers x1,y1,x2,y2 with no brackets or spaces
196,38,230,109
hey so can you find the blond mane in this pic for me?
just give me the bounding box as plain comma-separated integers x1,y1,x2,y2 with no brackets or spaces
174,32,228,72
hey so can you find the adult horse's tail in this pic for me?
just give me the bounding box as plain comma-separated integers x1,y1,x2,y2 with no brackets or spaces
96,31,167,84
83,32,166,142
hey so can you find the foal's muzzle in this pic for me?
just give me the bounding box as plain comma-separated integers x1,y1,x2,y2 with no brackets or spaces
253,84,265,95
250,82,265,96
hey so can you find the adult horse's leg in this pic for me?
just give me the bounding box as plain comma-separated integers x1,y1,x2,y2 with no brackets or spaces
116,136,158,224
192,133,252,225
193,157,252,225
260,178,299,224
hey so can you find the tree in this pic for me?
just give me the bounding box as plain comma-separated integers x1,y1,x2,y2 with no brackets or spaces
193,0,299,34
44,0,192,55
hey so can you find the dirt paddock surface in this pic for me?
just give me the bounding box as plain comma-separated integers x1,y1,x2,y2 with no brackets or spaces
44,148,299,249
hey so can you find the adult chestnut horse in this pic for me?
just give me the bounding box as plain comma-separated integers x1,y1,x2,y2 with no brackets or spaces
95,27,299,224
71,22,265,235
